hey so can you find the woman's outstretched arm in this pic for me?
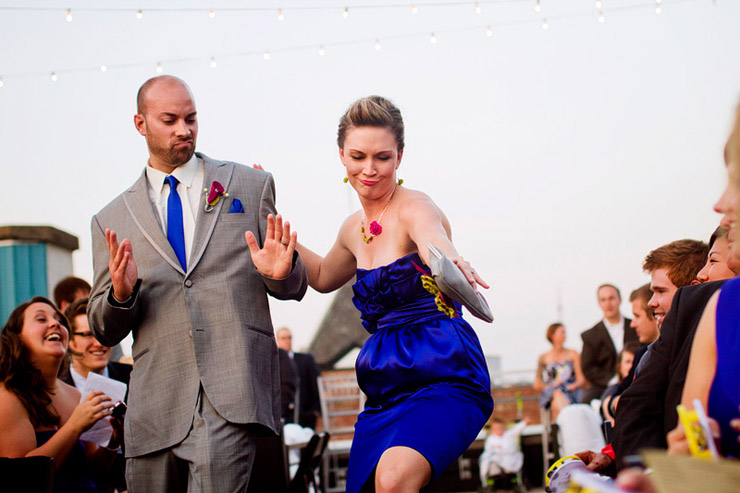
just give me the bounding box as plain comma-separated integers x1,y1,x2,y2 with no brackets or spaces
296,215,358,293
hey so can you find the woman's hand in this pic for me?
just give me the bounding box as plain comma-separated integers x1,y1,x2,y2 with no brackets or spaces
67,391,113,435
667,417,720,456
452,256,489,292
245,214,297,280
566,382,579,391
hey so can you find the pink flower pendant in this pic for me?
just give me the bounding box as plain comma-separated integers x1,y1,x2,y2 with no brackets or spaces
368,221,383,236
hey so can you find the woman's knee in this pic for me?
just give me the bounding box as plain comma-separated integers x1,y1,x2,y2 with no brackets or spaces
375,447,430,493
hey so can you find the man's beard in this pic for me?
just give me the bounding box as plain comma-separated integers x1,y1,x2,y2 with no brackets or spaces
151,140,194,167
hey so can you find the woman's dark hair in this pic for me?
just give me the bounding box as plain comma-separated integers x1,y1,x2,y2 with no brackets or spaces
0,296,69,427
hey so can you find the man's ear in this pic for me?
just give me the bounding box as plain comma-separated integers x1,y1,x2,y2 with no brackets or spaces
134,114,146,137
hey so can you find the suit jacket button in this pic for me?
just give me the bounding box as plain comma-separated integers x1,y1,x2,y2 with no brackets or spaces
185,280,193,288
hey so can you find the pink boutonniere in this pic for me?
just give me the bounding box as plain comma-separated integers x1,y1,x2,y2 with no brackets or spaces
203,180,229,212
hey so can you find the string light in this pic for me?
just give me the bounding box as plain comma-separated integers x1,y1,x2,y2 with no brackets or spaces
542,18,549,30
263,50,271,60
136,9,143,20
342,7,349,19
277,9,284,21
430,32,437,44
595,0,602,8
65,9,73,22
655,2,662,13
156,62,163,73
100,64,108,72
411,5,418,14
486,25,492,37
210,57,217,68
318,45,326,56
534,0,541,13
598,11,605,22
0,77,4,88
475,3,482,14
374,39,382,50
50,72,58,82
208,9,216,18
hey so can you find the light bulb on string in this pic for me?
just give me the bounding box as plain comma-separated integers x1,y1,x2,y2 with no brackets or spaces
318,45,326,56
475,3,482,14
655,2,662,13
534,0,541,13
156,63,163,74
65,9,72,22
210,57,217,68
136,10,143,20
342,7,349,19
411,5,418,14
542,18,549,30
263,51,271,61
208,9,216,19
0,77,4,88
598,11,605,22
486,25,492,37
374,39,382,51
595,0,602,8
51,72,58,82
277,9,284,21
100,64,108,72
430,33,437,44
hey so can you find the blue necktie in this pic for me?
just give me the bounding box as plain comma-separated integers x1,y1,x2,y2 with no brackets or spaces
165,175,187,271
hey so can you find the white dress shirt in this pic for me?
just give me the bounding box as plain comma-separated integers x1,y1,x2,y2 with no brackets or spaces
145,154,205,268
603,316,625,355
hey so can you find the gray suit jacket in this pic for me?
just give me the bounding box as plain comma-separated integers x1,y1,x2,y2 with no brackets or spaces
88,153,308,457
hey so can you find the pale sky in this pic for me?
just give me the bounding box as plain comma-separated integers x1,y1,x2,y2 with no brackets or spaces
1,0,739,372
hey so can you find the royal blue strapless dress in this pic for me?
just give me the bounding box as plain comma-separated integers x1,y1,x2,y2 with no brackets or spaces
347,252,494,492
709,276,740,458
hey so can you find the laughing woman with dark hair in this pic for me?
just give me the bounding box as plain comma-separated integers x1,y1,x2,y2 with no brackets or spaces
0,296,119,492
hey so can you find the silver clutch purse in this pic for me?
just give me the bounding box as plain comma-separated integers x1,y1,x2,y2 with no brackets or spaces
428,244,493,323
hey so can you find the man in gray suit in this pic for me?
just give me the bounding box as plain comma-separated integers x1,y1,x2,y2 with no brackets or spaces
88,75,308,492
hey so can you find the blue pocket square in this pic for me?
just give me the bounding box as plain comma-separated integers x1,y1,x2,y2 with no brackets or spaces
229,198,244,213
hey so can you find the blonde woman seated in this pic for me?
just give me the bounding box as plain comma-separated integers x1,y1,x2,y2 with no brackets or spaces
534,323,586,420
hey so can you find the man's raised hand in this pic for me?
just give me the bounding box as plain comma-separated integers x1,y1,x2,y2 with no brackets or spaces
106,229,138,302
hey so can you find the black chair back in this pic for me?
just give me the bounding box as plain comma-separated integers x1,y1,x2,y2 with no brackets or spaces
289,432,331,493
0,456,55,493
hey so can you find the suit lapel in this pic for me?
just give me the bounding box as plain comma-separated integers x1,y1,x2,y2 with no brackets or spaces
599,321,617,354
188,154,235,274
122,171,185,274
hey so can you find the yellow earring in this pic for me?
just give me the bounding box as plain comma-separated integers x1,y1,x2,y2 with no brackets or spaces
343,177,349,183
397,178,404,185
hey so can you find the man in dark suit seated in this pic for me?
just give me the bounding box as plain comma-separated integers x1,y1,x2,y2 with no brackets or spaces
580,284,637,403
613,236,738,468
276,327,322,429
61,298,132,389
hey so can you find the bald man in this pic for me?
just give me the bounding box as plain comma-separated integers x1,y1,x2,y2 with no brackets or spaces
88,75,307,491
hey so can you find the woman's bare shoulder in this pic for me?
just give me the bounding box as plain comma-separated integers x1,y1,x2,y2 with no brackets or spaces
0,384,33,429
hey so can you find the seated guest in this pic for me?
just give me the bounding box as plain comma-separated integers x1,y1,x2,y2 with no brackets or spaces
534,323,586,421
601,285,660,424
644,239,709,330
580,285,637,404
53,276,123,364
0,297,121,491
478,417,529,490
600,343,640,425
612,115,740,469
276,328,322,429
668,124,740,458
60,298,131,390
278,347,299,424
695,226,740,283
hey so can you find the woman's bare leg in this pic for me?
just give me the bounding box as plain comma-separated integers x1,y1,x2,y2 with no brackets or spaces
374,446,432,493
551,389,570,421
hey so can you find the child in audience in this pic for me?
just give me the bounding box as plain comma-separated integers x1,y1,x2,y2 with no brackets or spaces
479,416,530,489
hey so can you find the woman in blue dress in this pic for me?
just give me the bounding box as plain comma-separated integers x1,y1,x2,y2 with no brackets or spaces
289,96,494,492
668,114,740,458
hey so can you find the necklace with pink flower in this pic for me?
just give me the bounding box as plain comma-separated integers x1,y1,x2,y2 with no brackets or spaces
360,185,397,244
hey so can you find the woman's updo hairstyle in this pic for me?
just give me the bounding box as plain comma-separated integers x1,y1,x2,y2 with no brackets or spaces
337,96,405,152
